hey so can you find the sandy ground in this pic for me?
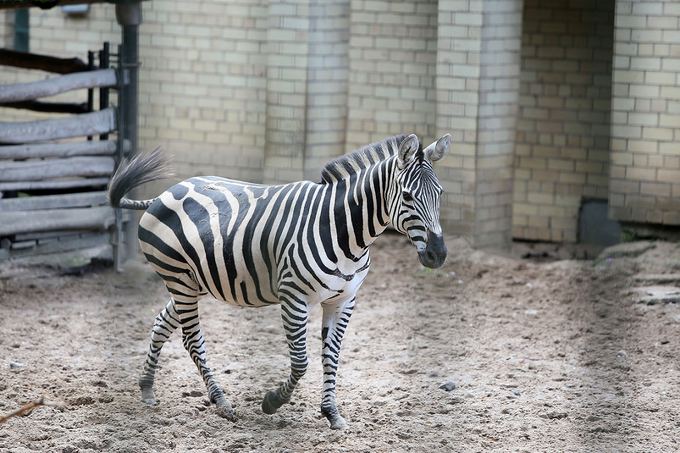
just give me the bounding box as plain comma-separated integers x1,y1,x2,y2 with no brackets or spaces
1,234,679,452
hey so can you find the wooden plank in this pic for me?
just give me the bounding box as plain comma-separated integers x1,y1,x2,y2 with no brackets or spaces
0,0,116,12
0,140,122,159
10,240,37,250
0,156,114,181
0,191,107,212
0,100,89,114
0,108,116,144
0,206,115,236
0,177,109,191
8,234,111,260
15,230,80,241
0,69,117,103
0,49,88,74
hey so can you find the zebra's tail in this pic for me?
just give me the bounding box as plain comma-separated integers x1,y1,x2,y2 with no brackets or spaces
107,146,173,210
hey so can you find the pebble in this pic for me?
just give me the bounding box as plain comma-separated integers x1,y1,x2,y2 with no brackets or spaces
439,380,457,392
181,390,204,398
543,411,568,420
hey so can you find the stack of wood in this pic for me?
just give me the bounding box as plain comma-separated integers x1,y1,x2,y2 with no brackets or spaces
0,48,123,260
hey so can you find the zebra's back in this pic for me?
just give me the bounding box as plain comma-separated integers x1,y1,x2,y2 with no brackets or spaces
139,176,301,307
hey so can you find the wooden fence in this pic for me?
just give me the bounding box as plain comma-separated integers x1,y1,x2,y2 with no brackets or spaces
0,45,127,263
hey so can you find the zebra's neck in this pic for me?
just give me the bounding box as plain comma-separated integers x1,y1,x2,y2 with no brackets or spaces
328,156,398,261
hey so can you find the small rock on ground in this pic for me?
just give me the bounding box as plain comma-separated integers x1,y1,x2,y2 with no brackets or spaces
439,381,457,392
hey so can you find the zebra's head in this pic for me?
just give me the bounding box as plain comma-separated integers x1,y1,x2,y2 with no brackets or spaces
392,133,451,269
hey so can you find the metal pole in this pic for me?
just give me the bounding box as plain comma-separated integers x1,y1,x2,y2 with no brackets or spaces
116,1,141,265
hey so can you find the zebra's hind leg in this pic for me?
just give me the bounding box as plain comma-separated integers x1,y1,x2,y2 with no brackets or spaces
261,297,309,415
319,297,356,430
139,298,180,405
176,294,235,420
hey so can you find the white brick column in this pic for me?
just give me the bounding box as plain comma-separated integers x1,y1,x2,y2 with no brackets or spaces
435,0,483,238
609,0,680,225
303,0,350,181
263,0,350,184
475,0,524,247
436,0,523,248
263,1,311,183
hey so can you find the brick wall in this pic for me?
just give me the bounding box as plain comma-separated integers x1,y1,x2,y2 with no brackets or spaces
435,0,483,236
5,0,676,247
435,0,523,247
609,0,680,225
474,0,523,247
513,0,615,242
262,0,310,183
303,0,350,181
141,0,268,184
345,0,438,150
0,2,268,186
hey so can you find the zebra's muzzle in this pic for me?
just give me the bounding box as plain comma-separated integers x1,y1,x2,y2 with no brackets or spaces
418,231,447,269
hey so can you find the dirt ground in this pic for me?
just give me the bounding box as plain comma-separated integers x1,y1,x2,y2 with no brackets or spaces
1,234,679,452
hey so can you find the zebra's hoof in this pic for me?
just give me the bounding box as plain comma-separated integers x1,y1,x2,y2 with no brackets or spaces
215,404,236,421
261,390,284,415
329,415,348,430
141,387,157,406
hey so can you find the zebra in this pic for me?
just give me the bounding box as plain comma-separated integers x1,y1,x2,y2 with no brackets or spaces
107,133,450,429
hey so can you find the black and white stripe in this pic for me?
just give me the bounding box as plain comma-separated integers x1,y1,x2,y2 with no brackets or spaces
108,133,451,429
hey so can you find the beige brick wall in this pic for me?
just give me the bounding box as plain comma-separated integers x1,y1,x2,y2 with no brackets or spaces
8,0,677,246
262,0,310,183
435,0,523,248
0,2,267,185
345,0,438,150
141,0,268,184
609,0,680,225
474,0,523,248
435,0,483,236
513,0,615,242
303,0,350,181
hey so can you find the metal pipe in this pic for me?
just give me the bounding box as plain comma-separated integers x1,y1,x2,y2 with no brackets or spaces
116,1,142,266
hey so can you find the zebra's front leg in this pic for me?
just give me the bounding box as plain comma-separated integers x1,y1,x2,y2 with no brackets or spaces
262,297,309,415
320,296,355,429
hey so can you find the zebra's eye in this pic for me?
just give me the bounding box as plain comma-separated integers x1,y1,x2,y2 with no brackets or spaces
402,191,413,203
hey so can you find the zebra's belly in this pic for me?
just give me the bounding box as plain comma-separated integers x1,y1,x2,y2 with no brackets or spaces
195,262,368,307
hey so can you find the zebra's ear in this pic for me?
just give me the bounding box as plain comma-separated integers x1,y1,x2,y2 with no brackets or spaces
425,133,451,162
398,134,420,166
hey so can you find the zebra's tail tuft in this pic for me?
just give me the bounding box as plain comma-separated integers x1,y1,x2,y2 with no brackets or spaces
108,146,174,210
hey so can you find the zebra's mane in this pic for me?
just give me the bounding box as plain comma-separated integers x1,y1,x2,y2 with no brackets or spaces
320,135,407,184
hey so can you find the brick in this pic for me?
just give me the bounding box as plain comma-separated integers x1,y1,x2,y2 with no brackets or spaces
642,127,673,141
632,2,664,16
626,167,656,181
641,182,671,197
628,113,659,126
657,170,680,183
